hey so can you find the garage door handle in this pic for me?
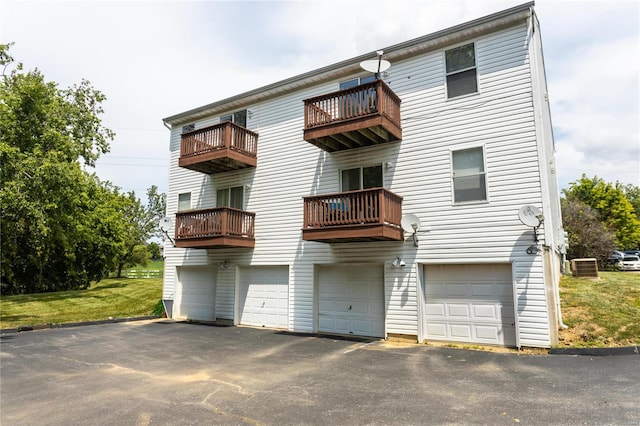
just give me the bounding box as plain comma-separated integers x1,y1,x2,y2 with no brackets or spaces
348,305,352,310
262,302,265,307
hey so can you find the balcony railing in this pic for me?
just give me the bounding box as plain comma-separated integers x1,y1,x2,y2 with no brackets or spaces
179,122,258,174
175,207,255,249
302,188,403,243
303,79,402,152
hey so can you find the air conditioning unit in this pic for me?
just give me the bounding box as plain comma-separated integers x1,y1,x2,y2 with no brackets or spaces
571,258,599,278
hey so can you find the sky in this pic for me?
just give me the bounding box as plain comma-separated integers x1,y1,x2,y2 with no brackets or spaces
2,0,639,203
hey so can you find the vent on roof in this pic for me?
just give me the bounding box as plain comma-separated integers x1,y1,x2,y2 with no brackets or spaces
571,258,599,278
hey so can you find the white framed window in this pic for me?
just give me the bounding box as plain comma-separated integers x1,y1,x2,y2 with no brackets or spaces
341,164,383,192
216,186,244,209
220,110,247,128
177,192,191,211
452,147,487,203
445,43,478,98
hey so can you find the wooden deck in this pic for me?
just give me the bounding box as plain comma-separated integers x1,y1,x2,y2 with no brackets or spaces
175,207,255,249
303,80,402,152
179,122,258,174
302,188,403,243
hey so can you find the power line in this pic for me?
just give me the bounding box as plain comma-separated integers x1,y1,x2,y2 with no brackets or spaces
98,163,167,168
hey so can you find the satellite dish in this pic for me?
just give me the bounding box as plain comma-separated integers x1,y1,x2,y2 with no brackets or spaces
401,214,422,233
360,59,391,73
159,216,172,231
518,205,543,227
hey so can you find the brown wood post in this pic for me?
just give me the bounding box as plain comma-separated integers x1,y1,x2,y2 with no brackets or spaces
224,122,231,149
378,189,385,224
221,208,228,236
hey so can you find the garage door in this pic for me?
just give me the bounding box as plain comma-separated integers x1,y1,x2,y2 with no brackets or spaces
423,264,516,346
175,266,216,321
238,266,289,329
317,264,385,338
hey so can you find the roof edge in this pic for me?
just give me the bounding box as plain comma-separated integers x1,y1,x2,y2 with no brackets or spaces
163,1,535,126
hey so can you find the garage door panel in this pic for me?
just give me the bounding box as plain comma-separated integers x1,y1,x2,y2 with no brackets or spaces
473,305,498,319
239,266,289,329
317,264,384,338
476,326,499,340
424,264,515,346
450,324,473,339
176,267,216,322
426,323,447,338
448,304,470,318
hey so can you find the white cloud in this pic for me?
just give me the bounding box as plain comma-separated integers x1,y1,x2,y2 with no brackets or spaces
2,0,639,200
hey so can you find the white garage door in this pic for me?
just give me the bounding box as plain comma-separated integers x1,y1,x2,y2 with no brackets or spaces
238,266,289,329
175,266,216,321
317,264,385,338
423,264,516,346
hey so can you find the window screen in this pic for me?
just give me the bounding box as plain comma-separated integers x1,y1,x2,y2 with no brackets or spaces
445,43,478,98
341,165,383,191
217,186,244,209
452,147,487,203
178,193,191,211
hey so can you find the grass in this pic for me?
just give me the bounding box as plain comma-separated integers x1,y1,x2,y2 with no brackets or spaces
558,271,640,348
0,277,162,329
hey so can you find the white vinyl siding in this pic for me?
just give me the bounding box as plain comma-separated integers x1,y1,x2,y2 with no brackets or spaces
162,17,557,348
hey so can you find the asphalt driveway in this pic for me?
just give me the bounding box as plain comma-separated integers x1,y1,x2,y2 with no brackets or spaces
1,320,638,425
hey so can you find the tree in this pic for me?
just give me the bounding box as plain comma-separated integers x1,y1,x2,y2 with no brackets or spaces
147,242,163,261
113,186,167,277
563,175,640,249
0,45,117,294
561,197,616,265
623,184,640,222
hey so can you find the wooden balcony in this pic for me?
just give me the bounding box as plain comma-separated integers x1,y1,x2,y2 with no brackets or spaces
302,188,403,243
175,207,255,249
179,122,258,174
303,80,402,152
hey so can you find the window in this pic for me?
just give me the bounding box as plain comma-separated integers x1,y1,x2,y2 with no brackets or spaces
452,147,486,203
217,186,244,209
178,193,191,211
220,110,247,128
341,165,383,192
339,75,376,91
445,43,478,98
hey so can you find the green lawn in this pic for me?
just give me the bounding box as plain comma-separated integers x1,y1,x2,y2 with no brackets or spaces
558,271,640,347
0,277,162,329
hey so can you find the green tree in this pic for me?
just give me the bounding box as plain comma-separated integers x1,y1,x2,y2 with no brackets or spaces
114,186,167,277
564,175,640,249
561,197,616,265
0,45,116,294
147,242,163,261
623,184,640,221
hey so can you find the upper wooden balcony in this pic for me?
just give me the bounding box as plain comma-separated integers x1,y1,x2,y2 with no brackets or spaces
179,122,258,174
175,207,255,249
302,188,403,243
303,80,402,152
